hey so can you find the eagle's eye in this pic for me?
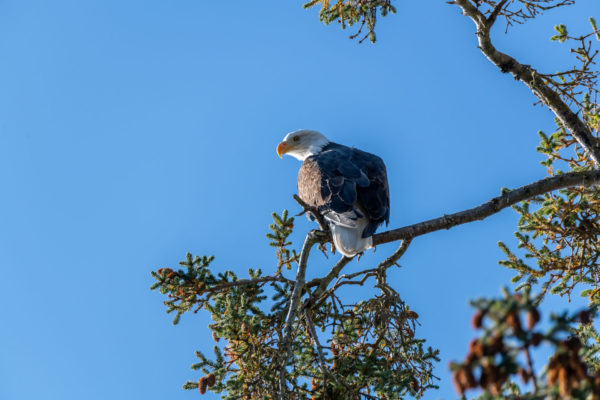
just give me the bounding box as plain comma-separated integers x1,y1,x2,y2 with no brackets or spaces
292,136,300,142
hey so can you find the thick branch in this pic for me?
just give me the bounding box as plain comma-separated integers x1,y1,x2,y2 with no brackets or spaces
372,169,600,245
453,0,600,167
487,0,509,25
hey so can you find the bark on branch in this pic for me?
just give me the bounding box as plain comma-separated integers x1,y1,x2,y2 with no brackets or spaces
278,230,322,399
372,169,600,245
452,0,600,167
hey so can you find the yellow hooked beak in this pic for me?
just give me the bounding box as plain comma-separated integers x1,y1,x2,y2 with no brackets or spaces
276,142,289,158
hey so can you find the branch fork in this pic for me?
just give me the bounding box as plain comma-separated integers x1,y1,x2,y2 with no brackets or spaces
453,0,600,167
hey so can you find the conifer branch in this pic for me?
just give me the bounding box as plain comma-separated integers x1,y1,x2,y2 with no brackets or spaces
372,169,600,245
203,275,292,295
452,0,600,167
302,240,412,311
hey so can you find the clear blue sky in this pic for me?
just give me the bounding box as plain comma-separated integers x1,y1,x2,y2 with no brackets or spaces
0,1,595,399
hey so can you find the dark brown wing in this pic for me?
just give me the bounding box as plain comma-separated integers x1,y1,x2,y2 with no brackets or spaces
297,143,389,237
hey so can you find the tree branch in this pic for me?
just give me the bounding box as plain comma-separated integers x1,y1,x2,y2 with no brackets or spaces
372,169,600,245
487,0,509,25
378,238,412,268
207,275,292,292
297,171,600,312
293,194,329,232
453,0,600,167
278,230,321,399
303,310,329,380
308,256,353,297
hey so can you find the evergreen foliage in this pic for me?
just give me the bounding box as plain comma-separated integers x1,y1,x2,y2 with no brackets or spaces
152,212,438,399
302,0,396,43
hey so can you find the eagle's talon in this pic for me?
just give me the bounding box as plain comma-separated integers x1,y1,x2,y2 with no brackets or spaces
317,243,329,258
308,229,328,241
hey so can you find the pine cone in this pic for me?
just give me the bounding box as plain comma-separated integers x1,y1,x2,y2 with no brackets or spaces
471,310,485,329
526,308,540,330
198,377,208,394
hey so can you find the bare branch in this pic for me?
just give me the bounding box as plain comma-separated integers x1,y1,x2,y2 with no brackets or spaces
303,310,329,378
278,230,322,398
293,194,329,232
305,256,353,302
378,238,412,269
453,0,600,166
297,171,600,311
372,169,600,245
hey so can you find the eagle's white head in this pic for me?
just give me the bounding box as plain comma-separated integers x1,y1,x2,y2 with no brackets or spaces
277,129,330,161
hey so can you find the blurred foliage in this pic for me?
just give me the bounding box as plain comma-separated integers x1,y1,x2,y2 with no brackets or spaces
452,288,600,399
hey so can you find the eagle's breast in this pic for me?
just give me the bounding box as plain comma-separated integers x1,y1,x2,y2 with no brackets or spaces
298,156,331,208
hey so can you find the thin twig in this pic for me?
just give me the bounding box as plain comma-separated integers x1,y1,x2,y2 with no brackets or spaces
278,230,320,399
378,238,412,268
303,256,353,311
303,310,329,378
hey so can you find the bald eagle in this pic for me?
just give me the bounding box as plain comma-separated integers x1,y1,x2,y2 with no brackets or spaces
277,130,390,257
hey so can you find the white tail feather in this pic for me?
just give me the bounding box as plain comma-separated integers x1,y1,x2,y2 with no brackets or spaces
325,212,373,257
